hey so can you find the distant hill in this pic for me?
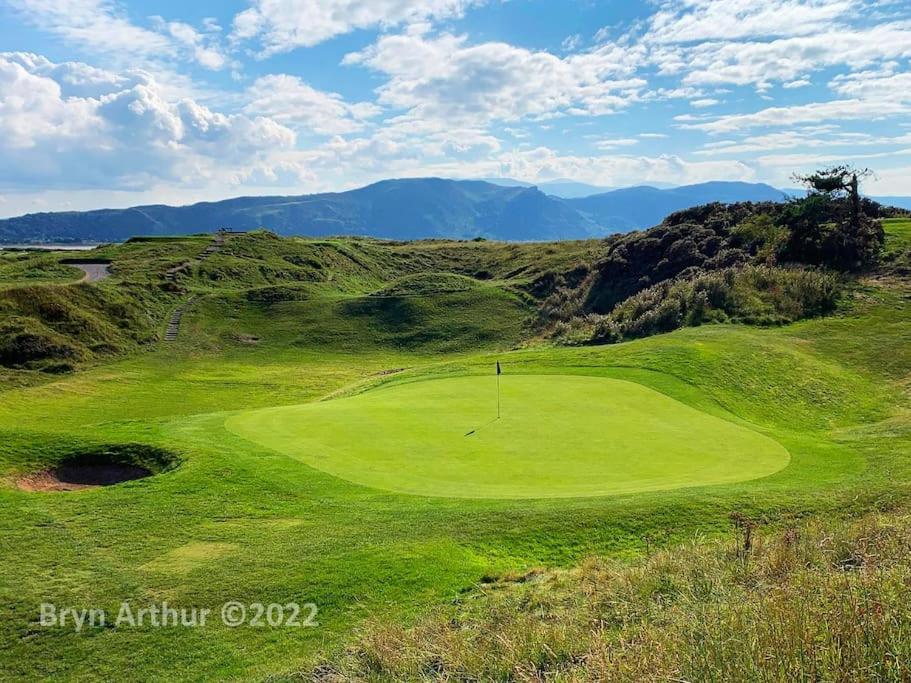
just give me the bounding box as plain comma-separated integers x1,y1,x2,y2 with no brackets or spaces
0,178,845,243
783,188,910,211
539,180,616,198
0,179,601,243
565,181,788,232
871,196,911,211
482,178,617,198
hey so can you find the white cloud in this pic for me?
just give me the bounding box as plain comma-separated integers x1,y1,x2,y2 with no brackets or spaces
244,74,381,136
343,32,646,127
4,0,911,210
594,138,639,150
829,67,911,101
6,0,170,59
682,99,911,133
155,19,228,70
0,53,295,190
756,146,911,167
561,33,582,52
866,166,911,195
695,129,911,156
648,0,857,43
659,23,911,87
231,0,484,55
6,0,229,70
0,55,100,150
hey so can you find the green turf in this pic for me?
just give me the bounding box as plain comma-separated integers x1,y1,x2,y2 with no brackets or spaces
883,217,911,251
226,375,790,499
0,233,908,680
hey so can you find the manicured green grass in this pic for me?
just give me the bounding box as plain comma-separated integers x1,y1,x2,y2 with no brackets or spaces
226,375,789,499
0,233,907,680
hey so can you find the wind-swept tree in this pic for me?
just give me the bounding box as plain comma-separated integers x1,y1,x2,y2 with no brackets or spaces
782,166,883,271
794,165,872,230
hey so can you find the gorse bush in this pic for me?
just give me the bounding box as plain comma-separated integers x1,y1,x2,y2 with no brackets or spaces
587,266,839,343
541,187,884,345
308,508,911,682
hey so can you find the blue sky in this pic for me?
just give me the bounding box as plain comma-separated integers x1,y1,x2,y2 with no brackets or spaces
0,0,909,216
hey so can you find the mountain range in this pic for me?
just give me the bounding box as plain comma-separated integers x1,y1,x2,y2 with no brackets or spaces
0,178,903,244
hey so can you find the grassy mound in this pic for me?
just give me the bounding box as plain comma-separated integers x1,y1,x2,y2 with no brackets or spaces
0,250,83,288
186,286,530,353
226,374,789,499
371,272,485,296
0,283,168,370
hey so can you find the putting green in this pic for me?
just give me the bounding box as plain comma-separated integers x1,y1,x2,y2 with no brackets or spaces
224,375,790,499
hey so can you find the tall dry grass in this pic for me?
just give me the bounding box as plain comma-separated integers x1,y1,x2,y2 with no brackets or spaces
307,510,911,681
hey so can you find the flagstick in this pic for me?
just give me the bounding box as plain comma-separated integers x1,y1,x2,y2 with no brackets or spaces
497,370,500,420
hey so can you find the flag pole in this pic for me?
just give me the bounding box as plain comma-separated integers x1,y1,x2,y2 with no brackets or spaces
496,361,501,420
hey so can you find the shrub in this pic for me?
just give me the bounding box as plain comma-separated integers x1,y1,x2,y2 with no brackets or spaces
590,266,839,343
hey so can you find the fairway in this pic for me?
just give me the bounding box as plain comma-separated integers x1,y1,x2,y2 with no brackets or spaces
225,375,790,498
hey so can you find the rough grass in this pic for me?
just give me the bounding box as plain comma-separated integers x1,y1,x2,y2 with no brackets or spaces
308,506,911,682
0,251,83,289
371,272,485,296
182,285,530,354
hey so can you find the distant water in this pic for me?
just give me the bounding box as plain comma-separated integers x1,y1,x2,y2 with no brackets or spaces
0,244,101,251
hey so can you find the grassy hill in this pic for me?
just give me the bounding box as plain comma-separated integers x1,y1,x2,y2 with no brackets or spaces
0,212,906,680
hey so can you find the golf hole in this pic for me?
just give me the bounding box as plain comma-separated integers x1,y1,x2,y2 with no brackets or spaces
16,445,179,492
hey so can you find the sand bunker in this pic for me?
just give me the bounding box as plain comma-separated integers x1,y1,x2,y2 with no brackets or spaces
15,445,177,492
18,463,151,491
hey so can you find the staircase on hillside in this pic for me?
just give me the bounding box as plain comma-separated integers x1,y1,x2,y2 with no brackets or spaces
163,230,230,342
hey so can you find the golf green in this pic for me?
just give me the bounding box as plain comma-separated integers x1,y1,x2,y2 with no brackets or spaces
225,375,790,499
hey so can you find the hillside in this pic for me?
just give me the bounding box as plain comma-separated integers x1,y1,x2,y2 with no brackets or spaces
566,181,787,232
0,179,800,244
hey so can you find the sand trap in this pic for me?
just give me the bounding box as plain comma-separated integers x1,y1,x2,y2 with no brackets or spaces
15,445,177,492
17,462,152,492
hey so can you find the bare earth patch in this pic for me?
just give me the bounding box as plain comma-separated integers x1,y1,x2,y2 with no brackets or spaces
141,542,238,574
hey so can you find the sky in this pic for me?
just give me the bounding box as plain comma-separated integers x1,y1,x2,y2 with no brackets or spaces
0,0,909,217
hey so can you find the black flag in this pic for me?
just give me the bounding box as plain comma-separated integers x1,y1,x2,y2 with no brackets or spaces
496,361,501,375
